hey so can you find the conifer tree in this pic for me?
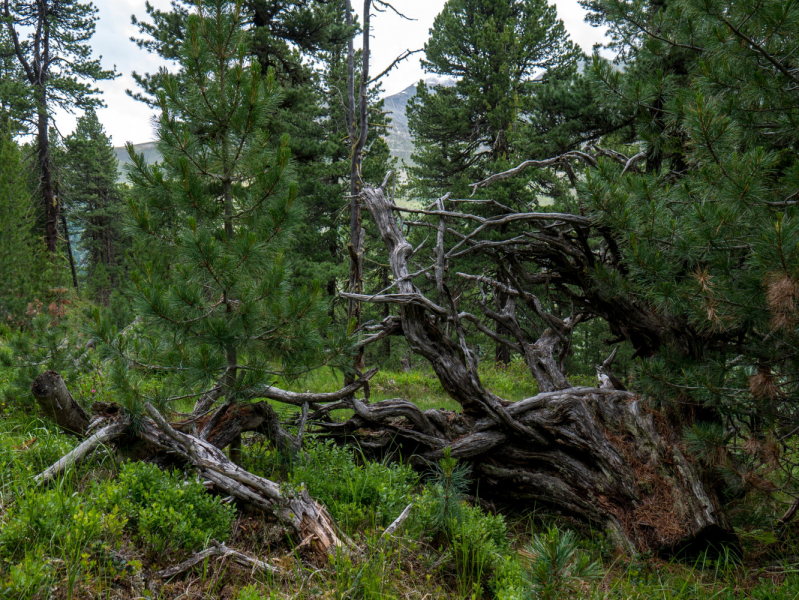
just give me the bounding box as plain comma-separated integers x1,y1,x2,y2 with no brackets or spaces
61,109,127,304
407,0,580,198
2,0,116,254
95,0,351,462
513,0,799,490
0,127,43,322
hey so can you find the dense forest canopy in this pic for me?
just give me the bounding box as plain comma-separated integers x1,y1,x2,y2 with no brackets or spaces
2,0,799,598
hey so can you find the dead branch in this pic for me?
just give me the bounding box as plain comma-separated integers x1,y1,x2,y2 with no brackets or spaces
242,368,378,405
381,503,413,539
143,402,346,552
34,418,129,485
468,151,599,194
156,539,283,579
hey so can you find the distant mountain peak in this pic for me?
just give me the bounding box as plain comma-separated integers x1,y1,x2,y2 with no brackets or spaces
115,79,442,179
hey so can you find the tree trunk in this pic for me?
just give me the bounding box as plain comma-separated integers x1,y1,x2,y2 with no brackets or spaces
61,212,79,290
30,370,90,436
37,88,59,254
333,184,738,555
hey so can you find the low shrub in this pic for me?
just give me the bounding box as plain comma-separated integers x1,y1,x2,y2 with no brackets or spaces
289,439,417,532
93,461,236,554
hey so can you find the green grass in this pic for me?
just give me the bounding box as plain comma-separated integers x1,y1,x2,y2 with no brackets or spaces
2,353,798,599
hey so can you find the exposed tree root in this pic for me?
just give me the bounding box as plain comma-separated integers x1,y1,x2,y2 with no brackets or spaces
327,182,739,555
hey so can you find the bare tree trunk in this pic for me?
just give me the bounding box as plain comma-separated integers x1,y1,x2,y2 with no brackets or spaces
37,89,59,254
61,212,79,290
345,0,373,377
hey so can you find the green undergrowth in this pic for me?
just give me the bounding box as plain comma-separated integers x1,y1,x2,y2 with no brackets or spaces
1,346,798,598
273,356,600,415
0,404,797,598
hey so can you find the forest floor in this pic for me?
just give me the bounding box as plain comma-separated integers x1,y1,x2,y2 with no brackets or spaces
1,360,798,599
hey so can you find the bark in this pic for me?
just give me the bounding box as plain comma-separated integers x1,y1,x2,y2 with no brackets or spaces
331,183,738,554
38,88,59,254
35,418,129,484
61,212,79,290
142,403,345,553
32,372,349,555
31,370,91,436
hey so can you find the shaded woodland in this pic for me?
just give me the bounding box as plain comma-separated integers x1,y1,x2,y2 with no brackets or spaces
3,0,799,598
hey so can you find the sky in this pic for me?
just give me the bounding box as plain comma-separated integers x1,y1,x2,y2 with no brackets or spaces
66,0,608,146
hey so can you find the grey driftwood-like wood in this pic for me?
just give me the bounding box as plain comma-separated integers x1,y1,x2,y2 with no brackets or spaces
32,373,350,555
141,402,345,553
320,183,737,554
34,418,129,484
155,540,283,579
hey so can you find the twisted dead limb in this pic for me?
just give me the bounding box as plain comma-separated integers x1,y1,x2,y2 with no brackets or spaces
321,183,737,555
155,539,284,579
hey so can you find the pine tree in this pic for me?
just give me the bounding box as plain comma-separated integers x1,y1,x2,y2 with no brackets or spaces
560,0,799,484
61,109,128,304
94,0,351,461
0,127,44,322
2,0,116,254
407,0,581,198
129,0,393,320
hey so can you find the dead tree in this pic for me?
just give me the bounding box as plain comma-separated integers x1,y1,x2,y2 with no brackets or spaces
28,371,375,554
29,150,740,555
334,179,737,554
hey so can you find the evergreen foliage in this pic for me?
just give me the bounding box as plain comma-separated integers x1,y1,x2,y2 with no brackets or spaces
0,129,47,323
61,110,128,304
568,0,799,484
2,0,116,254
94,0,353,411
128,0,393,312
407,0,581,197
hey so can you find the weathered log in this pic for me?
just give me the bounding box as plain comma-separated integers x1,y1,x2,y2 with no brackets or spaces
142,403,345,553
31,370,91,436
337,183,738,555
31,373,348,556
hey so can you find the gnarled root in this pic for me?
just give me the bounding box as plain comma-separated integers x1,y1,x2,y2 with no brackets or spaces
320,387,736,555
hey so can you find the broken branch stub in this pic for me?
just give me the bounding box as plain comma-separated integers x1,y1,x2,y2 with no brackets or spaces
31,370,91,436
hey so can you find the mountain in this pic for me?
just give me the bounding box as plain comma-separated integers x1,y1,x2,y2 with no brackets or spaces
113,78,453,180
113,142,160,183
383,76,455,167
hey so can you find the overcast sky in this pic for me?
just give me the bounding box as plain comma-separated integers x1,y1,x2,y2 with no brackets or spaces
69,1,607,146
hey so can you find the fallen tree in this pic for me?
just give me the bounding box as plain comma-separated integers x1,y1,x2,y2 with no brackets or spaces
29,172,738,554
29,167,739,555
329,179,738,554
30,371,356,554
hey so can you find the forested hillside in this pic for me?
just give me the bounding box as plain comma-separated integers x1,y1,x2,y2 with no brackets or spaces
2,0,799,599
